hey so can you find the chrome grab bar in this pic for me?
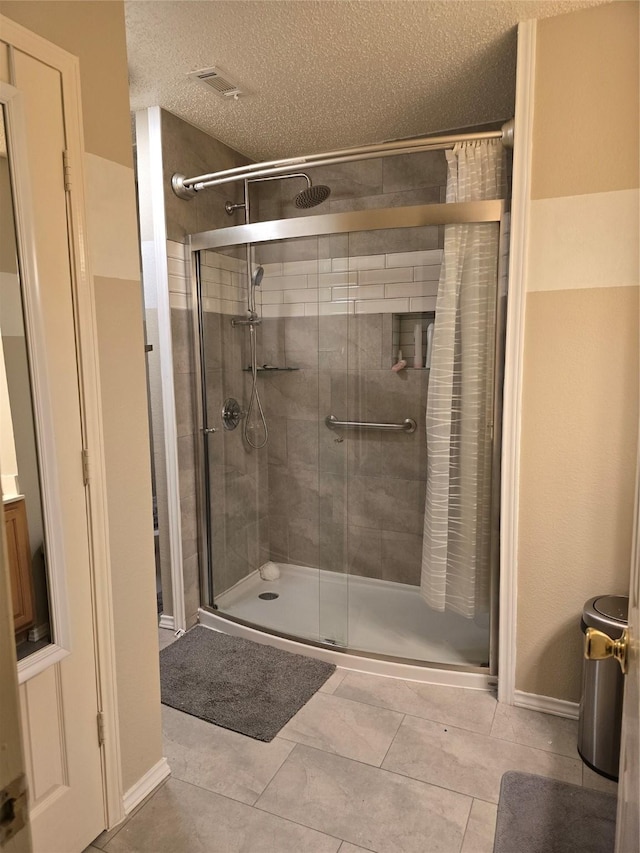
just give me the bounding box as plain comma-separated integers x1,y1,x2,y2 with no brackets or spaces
325,414,417,434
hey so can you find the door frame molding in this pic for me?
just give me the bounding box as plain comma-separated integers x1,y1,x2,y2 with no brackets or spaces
615,426,640,851
498,18,536,705
135,106,186,634
1,16,124,828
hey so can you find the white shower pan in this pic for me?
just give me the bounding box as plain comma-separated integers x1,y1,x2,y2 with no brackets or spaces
199,562,494,689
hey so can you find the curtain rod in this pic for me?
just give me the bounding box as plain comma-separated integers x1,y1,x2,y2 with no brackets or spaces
171,118,514,200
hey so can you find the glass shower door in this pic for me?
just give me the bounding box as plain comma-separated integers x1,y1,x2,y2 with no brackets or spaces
252,234,350,648
196,244,270,627
192,197,505,670
336,220,501,666
196,236,351,649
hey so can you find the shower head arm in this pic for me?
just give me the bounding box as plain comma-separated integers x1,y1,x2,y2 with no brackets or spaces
248,173,311,190
225,173,314,216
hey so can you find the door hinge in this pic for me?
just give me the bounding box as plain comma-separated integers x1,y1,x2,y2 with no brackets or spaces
82,448,90,486
97,711,106,747
63,149,72,192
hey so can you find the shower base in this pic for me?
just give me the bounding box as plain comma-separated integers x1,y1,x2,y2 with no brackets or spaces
212,562,489,670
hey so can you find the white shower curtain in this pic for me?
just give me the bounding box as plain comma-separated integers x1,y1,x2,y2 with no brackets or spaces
420,140,505,618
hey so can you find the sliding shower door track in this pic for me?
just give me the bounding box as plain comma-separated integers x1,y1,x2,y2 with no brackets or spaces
198,605,493,684
190,200,505,251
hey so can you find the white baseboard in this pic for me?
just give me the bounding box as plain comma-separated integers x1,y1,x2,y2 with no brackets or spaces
514,689,579,720
123,757,171,815
158,614,175,631
27,621,50,643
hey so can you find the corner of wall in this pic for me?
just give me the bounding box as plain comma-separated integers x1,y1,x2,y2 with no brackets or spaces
514,2,639,704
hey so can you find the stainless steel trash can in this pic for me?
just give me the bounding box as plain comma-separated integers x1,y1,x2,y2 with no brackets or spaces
577,595,628,780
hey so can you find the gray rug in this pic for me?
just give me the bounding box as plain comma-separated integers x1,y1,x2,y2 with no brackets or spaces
494,771,617,853
159,626,336,741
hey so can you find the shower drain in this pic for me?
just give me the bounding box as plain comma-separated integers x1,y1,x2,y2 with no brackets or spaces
258,592,279,601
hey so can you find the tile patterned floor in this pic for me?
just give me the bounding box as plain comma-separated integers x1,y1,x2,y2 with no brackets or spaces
88,628,618,853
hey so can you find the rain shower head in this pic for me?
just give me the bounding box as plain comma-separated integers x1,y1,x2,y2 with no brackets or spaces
295,182,331,209
225,173,331,215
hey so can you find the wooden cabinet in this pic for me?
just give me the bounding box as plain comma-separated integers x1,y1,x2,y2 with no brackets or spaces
4,497,35,634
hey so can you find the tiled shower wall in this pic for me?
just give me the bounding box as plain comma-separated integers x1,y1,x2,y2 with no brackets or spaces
169,241,435,588
168,242,270,598
247,151,448,271
200,310,270,595
259,313,429,584
246,151,448,586
155,110,251,621
255,248,441,319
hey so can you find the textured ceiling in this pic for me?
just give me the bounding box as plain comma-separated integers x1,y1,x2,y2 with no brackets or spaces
125,0,610,161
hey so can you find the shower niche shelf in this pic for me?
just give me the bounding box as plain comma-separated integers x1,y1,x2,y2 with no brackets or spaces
242,366,300,373
392,311,435,370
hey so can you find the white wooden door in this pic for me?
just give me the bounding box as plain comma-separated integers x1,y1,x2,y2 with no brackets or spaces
1,33,106,853
615,436,640,852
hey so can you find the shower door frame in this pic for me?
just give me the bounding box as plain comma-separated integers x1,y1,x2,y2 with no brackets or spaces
189,199,507,675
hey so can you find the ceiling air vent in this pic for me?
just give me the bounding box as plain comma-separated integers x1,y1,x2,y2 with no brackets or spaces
188,66,243,100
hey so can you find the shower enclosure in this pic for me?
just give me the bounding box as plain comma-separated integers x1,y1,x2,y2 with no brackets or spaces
182,132,509,676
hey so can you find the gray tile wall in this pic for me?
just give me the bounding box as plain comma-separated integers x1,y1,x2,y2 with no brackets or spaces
161,108,250,242
251,150,448,265
160,109,255,613
170,308,200,625
190,310,429,589
171,306,270,602
253,151,447,221
203,313,269,596
213,145,449,587
258,314,429,585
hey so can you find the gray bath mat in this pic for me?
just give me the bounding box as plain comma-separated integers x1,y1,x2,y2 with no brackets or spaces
494,771,616,853
159,626,336,742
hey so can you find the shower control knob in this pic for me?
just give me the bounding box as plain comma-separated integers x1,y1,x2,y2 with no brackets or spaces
222,398,246,430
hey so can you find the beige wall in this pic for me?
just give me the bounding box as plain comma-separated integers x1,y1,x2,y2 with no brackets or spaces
516,1,639,702
94,275,161,784
0,1,163,792
0,0,133,168
531,1,639,200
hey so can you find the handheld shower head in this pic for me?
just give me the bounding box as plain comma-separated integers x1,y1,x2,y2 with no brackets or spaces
252,266,264,288
245,265,264,318
295,183,331,209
